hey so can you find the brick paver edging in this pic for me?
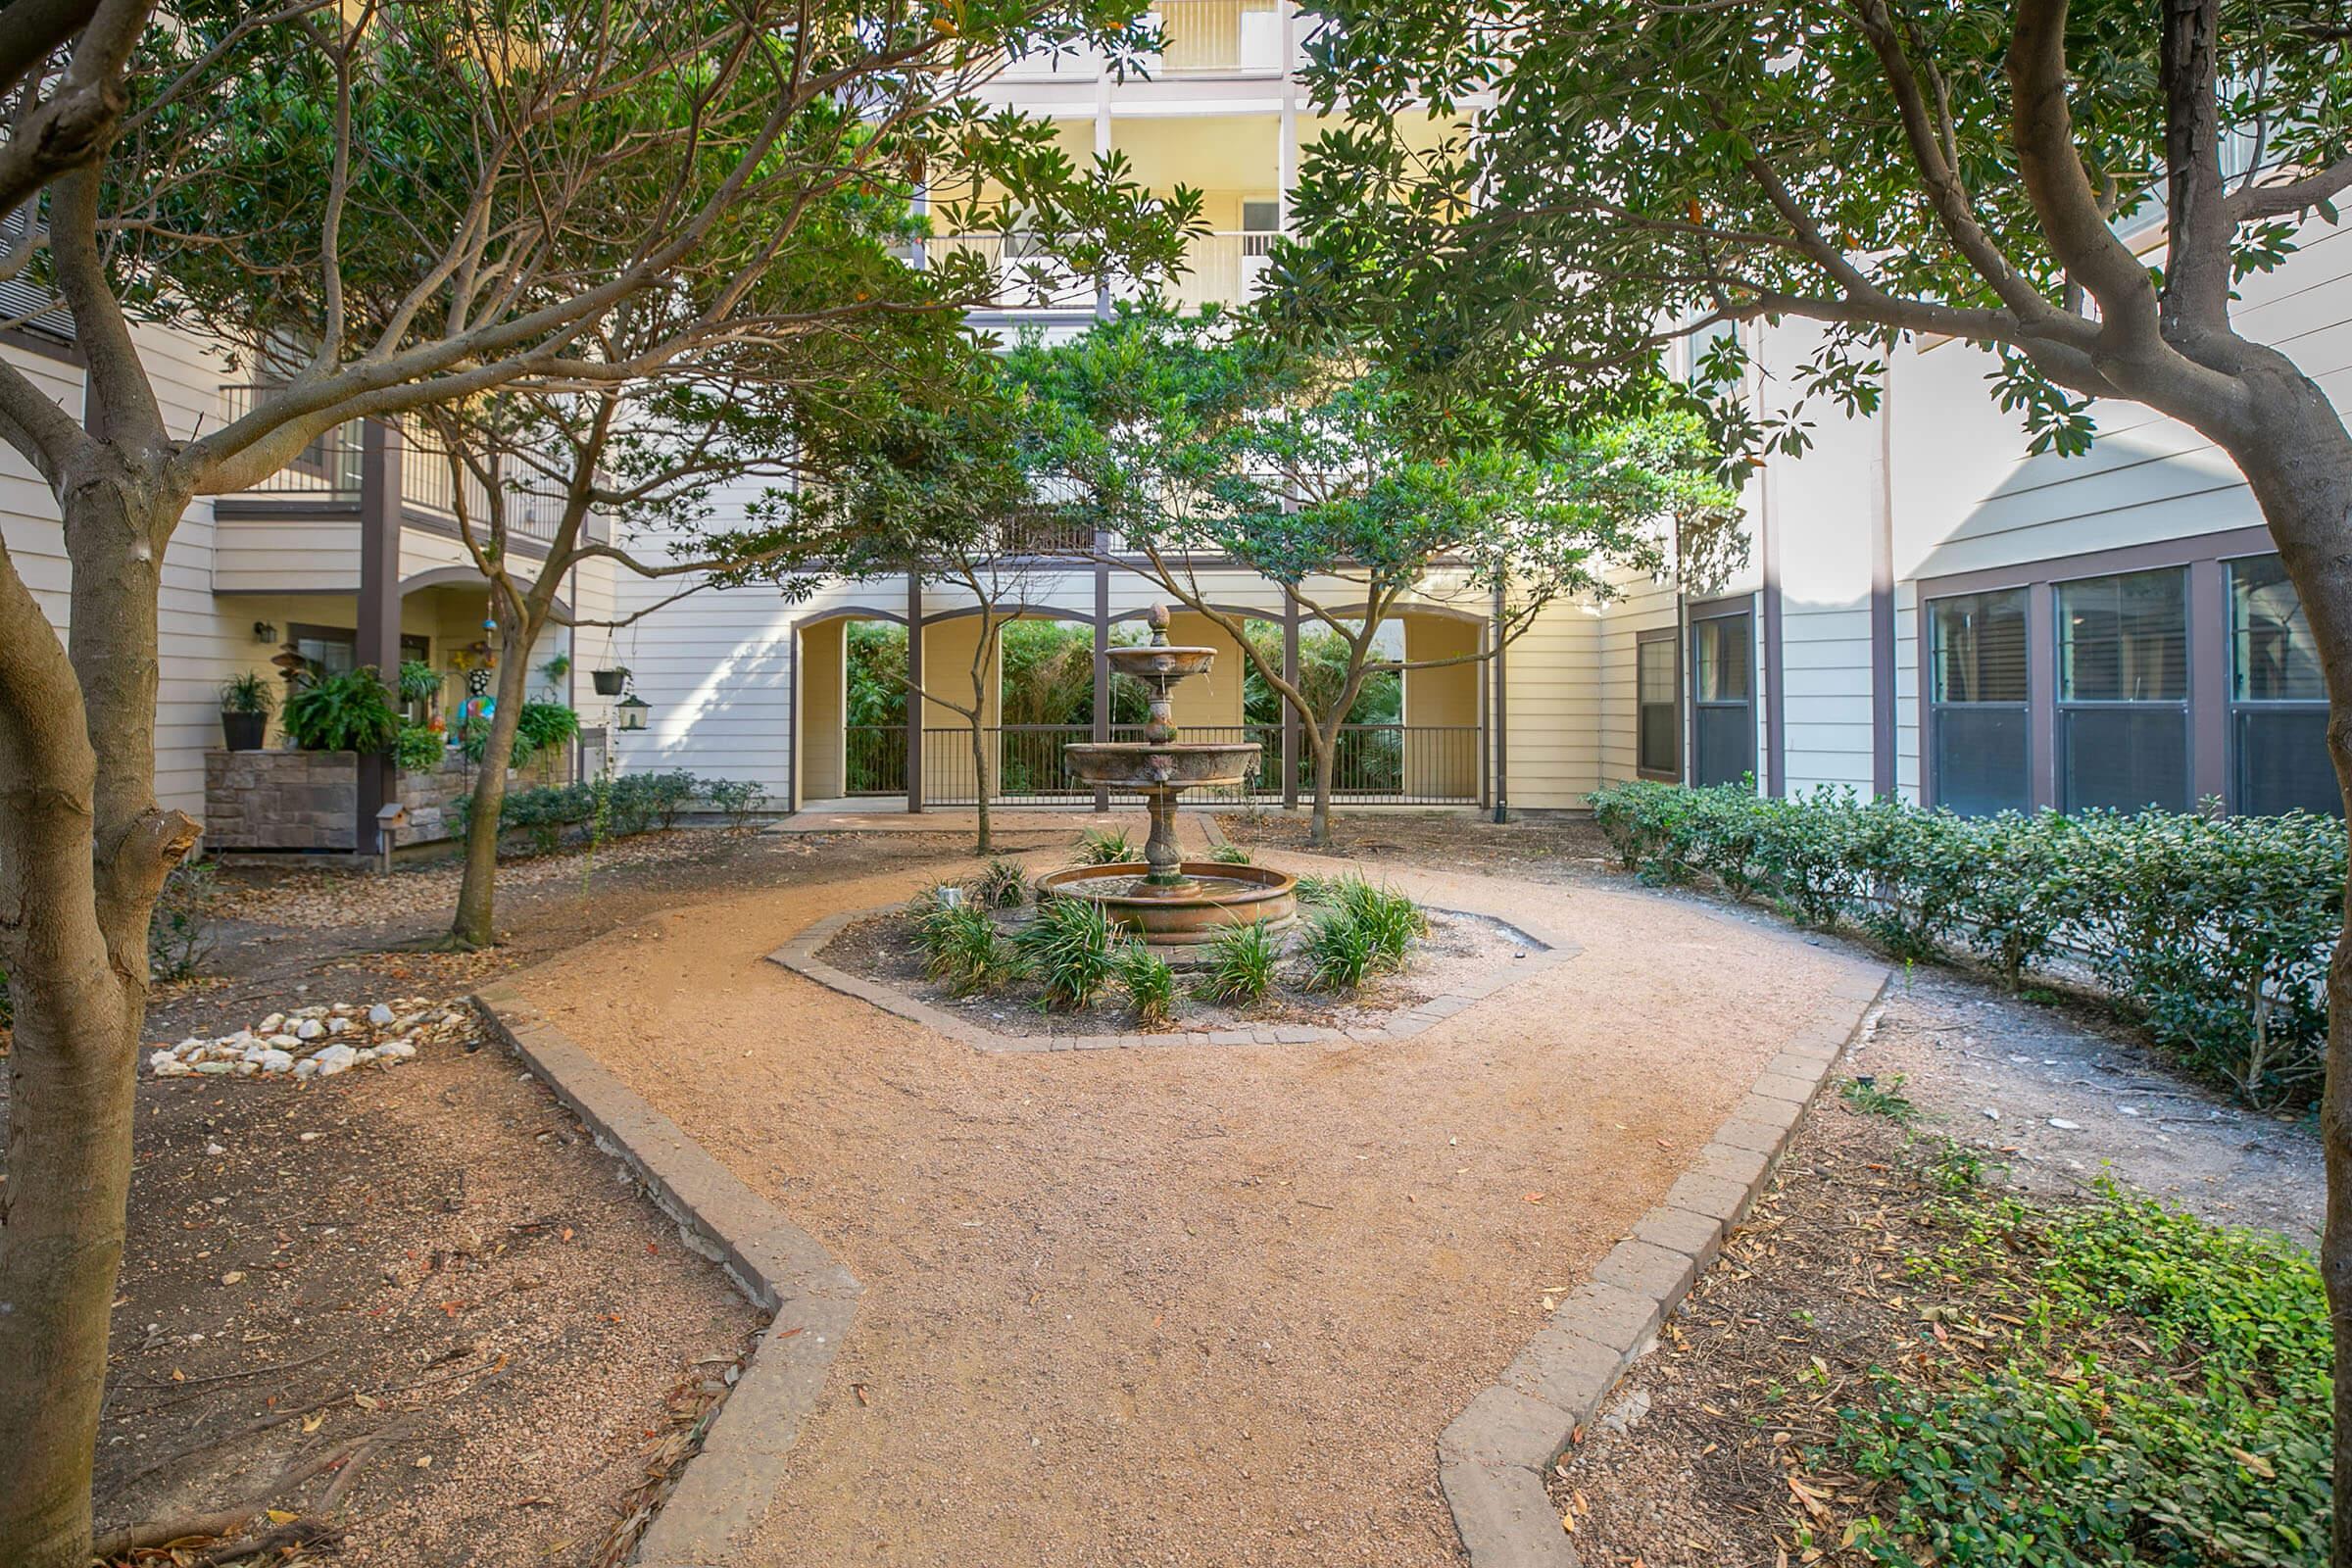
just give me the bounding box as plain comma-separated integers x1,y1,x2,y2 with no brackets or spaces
766,904,1581,1054
1437,962,1891,1568
472,982,858,1568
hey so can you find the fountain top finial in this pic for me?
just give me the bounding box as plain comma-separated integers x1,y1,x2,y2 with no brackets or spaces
1146,603,1171,644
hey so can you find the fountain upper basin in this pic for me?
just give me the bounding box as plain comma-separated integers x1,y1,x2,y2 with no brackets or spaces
1103,645,1220,682
1063,741,1261,790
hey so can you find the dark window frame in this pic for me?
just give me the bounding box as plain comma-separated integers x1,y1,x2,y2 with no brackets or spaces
1688,595,1757,790
1634,625,1681,781
2053,565,2193,814
1925,586,2031,815
1912,524,2300,816
2226,550,2338,817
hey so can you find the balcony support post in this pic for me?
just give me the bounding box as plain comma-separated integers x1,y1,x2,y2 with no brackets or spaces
905,572,925,813
1092,548,1112,812
1281,596,1300,810
357,419,405,863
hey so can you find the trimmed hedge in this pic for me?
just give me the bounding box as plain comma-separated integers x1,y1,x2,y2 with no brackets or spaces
1588,781,2341,1109
459,770,764,855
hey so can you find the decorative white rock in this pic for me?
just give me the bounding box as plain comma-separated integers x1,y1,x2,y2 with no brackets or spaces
312,1043,360,1077
367,1003,397,1026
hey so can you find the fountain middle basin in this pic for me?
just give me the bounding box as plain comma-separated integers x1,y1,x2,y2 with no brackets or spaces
1047,604,1297,943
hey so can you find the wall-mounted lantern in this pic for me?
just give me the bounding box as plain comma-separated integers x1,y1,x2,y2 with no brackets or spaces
615,693,650,732
252,620,278,644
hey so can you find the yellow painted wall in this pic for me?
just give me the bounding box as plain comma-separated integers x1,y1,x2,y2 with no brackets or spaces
798,617,846,805
920,614,1003,797
1404,614,1481,800
1165,610,1246,731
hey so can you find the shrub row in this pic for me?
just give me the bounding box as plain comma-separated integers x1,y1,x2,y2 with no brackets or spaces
1587,780,2341,1108
460,770,768,854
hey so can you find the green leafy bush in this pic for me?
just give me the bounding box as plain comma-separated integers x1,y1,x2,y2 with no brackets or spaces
1197,920,1280,1005
702,778,766,830
1832,1187,2328,1568
393,723,445,772
463,701,580,766
459,769,709,855
1015,894,1117,1010
1113,938,1175,1026
280,666,402,753
1589,781,2339,1108
1072,826,1139,865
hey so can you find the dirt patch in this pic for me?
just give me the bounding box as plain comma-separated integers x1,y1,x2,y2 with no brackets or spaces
817,901,1546,1038
507,839,1874,1568
94,1007,763,1567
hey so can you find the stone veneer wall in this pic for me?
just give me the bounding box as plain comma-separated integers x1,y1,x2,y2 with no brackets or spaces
206,747,573,853
204,750,360,851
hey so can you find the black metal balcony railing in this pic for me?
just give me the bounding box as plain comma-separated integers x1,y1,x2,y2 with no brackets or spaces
219,385,564,550
842,721,1483,807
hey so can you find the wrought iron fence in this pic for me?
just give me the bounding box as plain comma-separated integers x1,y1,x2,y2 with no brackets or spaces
854,721,1482,808
845,724,908,795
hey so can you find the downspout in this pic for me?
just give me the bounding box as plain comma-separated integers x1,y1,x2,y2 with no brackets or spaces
1491,582,1509,823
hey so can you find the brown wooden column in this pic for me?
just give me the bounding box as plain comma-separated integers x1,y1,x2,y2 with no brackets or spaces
1092,547,1111,812
357,419,403,857
905,572,924,813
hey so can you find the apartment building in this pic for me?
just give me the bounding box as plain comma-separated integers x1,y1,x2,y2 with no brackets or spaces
0,317,623,855
15,1,2334,846
609,2,2344,823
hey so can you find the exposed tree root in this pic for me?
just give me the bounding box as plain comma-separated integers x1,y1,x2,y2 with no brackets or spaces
90,1422,403,1561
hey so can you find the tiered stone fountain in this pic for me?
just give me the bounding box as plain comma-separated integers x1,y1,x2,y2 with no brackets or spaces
1038,606,1298,944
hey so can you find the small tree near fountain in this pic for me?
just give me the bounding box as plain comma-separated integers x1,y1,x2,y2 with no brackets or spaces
1008,316,1744,843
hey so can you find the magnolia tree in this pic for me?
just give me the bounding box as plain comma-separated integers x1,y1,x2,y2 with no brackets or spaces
1277,0,2352,1535
0,2,1190,1560
1007,310,1740,842
425,152,1194,945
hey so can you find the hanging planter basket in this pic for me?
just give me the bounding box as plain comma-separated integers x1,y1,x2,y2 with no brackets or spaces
591,667,630,696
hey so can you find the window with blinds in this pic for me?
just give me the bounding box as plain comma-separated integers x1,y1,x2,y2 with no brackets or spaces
1636,629,1677,778
1928,589,2028,814
2056,568,2189,811
0,204,73,345
2230,553,2338,816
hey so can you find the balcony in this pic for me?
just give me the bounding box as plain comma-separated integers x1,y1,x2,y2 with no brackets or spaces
922,228,1281,315
216,385,567,553
1000,1,1288,80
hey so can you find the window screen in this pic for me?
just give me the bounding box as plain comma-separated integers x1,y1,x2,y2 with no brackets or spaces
2056,569,2189,811
2230,554,2338,815
1636,632,1677,776
1690,611,1754,787
1928,590,2029,814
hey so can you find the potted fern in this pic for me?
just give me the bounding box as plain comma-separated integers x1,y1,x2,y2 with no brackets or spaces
279,666,403,754
218,671,274,751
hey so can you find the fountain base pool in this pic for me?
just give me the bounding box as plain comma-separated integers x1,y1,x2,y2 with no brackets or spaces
1036,860,1298,945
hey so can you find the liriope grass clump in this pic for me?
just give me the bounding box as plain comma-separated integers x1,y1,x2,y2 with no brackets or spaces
1071,827,1139,866
910,899,1024,998
1015,893,1118,1010
1197,920,1281,1005
1207,843,1252,865
1114,939,1176,1027
1300,878,1427,993
972,856,1028,908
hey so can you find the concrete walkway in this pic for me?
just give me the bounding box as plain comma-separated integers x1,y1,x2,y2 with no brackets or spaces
508,836,1865,1567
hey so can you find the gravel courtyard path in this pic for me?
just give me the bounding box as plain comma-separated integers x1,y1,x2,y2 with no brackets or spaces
508,817,1876,1567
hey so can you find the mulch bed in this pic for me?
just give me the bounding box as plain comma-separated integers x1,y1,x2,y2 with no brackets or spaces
1542,1098,1987,1568
816,900,1542,1038
94,1013,765,1567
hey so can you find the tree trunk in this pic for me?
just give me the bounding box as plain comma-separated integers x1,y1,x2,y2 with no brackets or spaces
0,483,197,1568
1308,725,1338,846
971,716,992,855
2208,358,2352,1566
449,631,537,948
